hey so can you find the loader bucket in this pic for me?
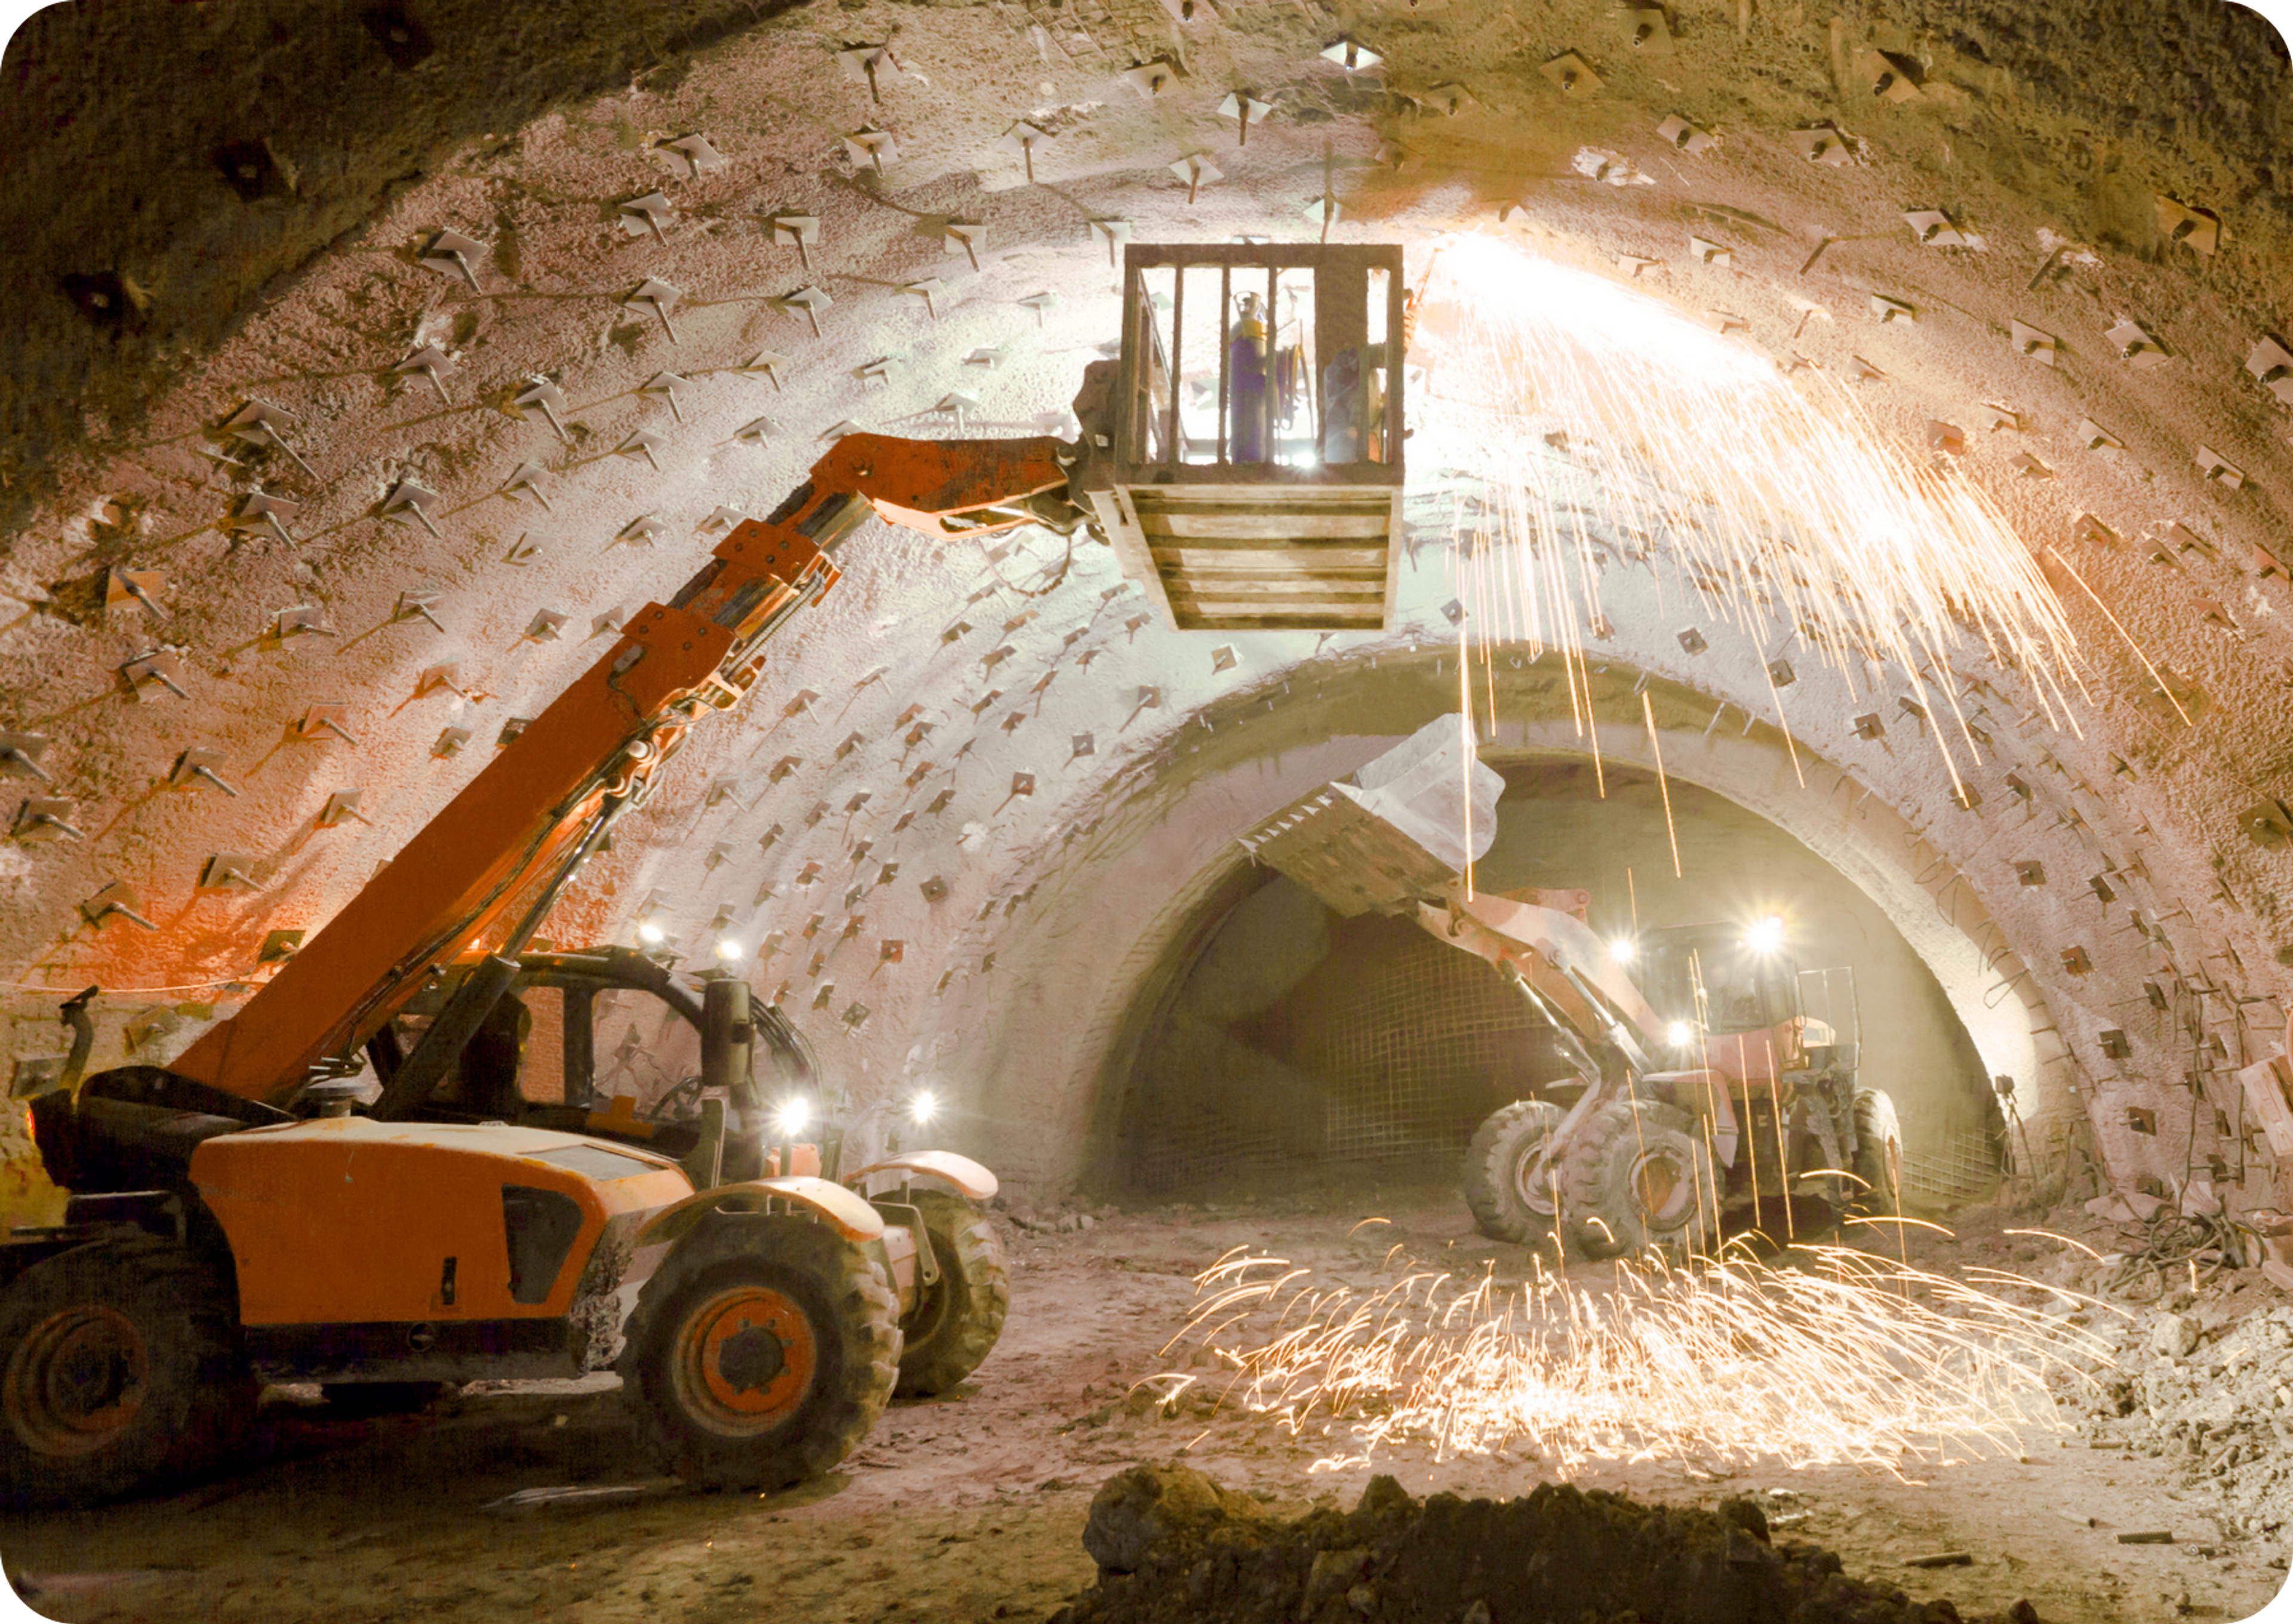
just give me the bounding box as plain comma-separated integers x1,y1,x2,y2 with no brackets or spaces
1237,714,1502,916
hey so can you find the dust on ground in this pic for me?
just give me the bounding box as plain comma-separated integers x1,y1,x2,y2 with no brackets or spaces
1,1181,2286,1624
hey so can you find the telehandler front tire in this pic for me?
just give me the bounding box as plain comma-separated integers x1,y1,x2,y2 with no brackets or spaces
1461,1100,1566,1247
621,1212,900,1491
893,1191,1010,1397
1560,1101,1716,1261
0,1237,244,1509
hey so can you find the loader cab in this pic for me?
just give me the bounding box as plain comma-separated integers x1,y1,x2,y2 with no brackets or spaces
1639,922,1804,1070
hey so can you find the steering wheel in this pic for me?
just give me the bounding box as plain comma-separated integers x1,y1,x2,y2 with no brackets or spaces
650,1075,709,1122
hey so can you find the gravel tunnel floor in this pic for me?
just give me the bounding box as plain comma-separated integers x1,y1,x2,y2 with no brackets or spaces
1,1184,2285,1623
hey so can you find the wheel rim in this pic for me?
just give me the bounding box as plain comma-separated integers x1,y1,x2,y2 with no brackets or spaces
1509,1138,1560,1217
902,1254,956,1349
3,1305,151,1456
672,1284,818,1436
1629,1146,1696,1229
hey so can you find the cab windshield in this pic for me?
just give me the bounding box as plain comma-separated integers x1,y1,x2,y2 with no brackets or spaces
1639,925,1798,1038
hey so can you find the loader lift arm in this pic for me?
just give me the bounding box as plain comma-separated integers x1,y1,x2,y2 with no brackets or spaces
168,433,1083,1108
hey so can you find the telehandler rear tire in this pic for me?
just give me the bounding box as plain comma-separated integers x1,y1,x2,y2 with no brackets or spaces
1559,1102,1716,1262
893,1191,1010,1397
621,1212,900,1491
0,1237,243,1509
1461,1100,1566,1247
1850,1088,1904,1220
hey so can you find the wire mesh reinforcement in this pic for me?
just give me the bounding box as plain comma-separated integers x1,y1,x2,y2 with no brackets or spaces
1117,930,1537,1191
1899,1127,2003,1205
1307,931,1543,1161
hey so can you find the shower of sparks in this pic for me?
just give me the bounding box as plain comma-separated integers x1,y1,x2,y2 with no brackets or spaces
1640,690,1683,879
1416,236,2089,786
1155,1241,2120,1480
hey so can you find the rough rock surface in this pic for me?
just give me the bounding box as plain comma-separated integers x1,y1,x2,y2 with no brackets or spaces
1055,1464,2039,1624
2073,1291,2293,1540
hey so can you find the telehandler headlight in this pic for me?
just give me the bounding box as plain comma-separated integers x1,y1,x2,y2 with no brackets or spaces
1666,1020,1695,1049
909,1090,939,1125
637,921,667,945
714,937,745,962
1609,937,1636,963
775,1097,811,1136
1744,914,1785,954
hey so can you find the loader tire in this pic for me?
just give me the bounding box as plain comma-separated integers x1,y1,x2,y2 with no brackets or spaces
893,1191,1010,1397
1851,1088,1904,1220
1559,1102,1716,1262
0,1236,244,1509
621,1212,899,1491
1461,1100,1566,1246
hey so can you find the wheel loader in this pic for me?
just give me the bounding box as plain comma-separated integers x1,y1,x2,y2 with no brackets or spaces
0,241,1417,1508
1239,716,1905,1260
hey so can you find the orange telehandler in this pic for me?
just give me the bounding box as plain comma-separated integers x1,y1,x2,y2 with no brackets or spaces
0,431,1094,1508
0,240,1416,1508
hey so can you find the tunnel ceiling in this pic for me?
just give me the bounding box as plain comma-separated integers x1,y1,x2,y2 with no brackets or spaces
5,0,2293,1199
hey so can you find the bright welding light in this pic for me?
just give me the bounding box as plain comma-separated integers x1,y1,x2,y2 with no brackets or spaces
714,937,746,962
1609,937,1636,964
1744,915,1785,954
775,1097,810,1137
1666,1020,1695,1048
636,921,667,945
910,1089,939,1125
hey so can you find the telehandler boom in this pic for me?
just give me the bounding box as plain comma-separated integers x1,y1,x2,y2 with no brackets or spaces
1,431,1084,1506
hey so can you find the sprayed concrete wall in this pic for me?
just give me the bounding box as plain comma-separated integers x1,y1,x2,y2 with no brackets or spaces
5,0,2292,1226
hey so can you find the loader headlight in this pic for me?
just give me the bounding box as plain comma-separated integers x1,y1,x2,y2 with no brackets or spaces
1609,937,1636,964
714,937,746,962
909,1090,939,1125
1744,914,1785,954
775,1097,810,1136
1667,1020,1695,1049
637,921,667,945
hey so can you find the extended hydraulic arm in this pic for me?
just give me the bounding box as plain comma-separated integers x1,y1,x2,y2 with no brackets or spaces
169,433,1077,1106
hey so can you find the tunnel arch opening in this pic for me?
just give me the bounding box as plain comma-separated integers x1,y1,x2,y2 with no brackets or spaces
1089,736,2021,1212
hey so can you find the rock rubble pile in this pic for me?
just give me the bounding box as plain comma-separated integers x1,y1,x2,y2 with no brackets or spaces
2074,1293,2293,1542
1049,1463,2042,1624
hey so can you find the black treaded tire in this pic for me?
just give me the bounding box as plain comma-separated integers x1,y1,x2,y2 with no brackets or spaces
1850,1088,1904,1219
893,1191,1010,1397
0,1235,245,1509
1461,1100,1566,1246
620,1212,899,1491
1559,1101,1716,1261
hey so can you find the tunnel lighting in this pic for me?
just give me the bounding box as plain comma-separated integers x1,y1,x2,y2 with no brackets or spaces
775,1097,811,1137
910,1089,939,1125
714,937,746,962
1666,1020,1695,1049
1609,937,1636,964
636,921,667,945
1744,915,1785,954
